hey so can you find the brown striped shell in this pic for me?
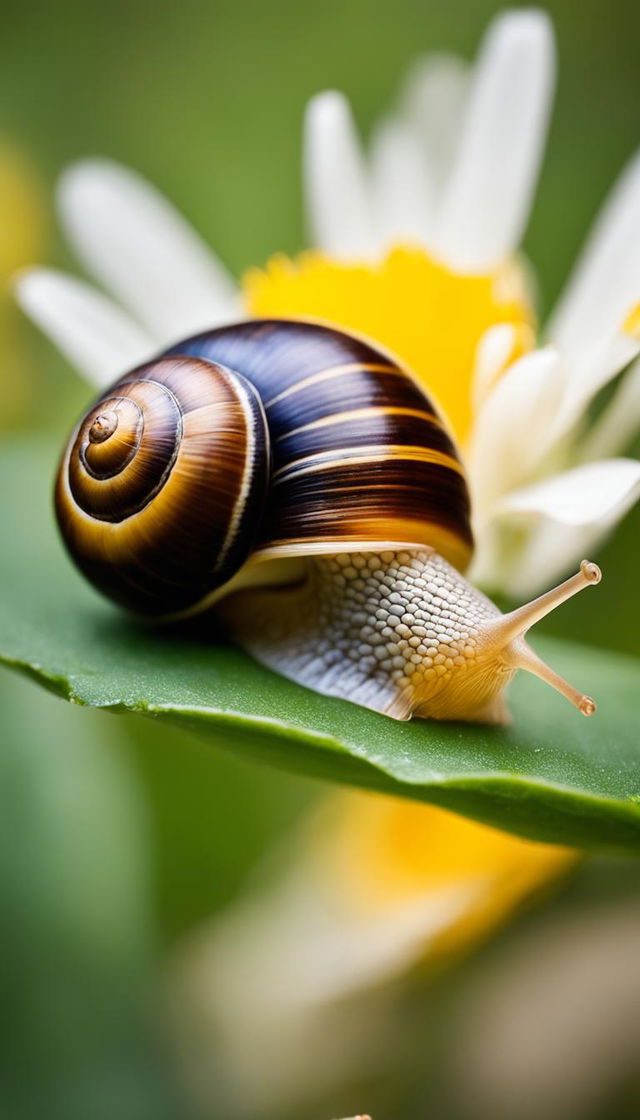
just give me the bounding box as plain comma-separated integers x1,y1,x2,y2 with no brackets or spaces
56,320,473,617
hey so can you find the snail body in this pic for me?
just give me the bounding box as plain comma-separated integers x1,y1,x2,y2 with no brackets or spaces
56,319,600,723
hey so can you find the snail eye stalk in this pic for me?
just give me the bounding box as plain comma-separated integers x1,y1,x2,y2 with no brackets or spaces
481,560,601,715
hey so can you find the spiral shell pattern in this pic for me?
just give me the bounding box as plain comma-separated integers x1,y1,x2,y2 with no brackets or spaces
56,356,269,615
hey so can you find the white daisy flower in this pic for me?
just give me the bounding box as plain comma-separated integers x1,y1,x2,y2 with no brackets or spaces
15,8,640,600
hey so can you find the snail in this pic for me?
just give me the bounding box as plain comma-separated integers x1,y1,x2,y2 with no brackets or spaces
56,318,600,723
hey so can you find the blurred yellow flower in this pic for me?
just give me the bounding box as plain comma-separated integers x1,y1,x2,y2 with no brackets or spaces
0,141,45,429
315,793,575,962
0,143,43,292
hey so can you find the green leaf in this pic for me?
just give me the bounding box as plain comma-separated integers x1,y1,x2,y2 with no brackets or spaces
2,435,640,852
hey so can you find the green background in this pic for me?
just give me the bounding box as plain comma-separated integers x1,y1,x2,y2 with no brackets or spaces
1,1,640,1117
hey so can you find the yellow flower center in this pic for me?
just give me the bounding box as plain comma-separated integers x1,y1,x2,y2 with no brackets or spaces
0,143,46,431
244,245,533,446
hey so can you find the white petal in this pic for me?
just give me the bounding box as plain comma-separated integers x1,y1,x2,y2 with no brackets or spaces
58,160,240,345
173,865,482,1115
496,459,640,595
369,116,434,246
368,55,470,250
432,10,555,271
547,150,640,380
398,53,470,190
502,515,629,599
469,347,565,520
471,322,518,411
304,91,381,260
500,458,640,524
539,322,640,454
15,267,154,386
453,906,640,1120
578,355,640,461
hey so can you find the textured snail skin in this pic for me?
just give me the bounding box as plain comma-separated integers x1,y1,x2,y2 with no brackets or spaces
56,319,600,722
224,548,512,722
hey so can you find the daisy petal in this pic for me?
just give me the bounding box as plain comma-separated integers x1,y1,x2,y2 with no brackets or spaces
472,322,519,411
547,151,640,383
500,458,640,525
578,355,640,461
398,53,470,191
58,160,240,345
304,91,381,260
177,874,474,1115
369,117,434,246
497,459,640,595
433,10,555,271
15,267,154,386
171,791,571,1118
547,322,640,449
469,347,565,518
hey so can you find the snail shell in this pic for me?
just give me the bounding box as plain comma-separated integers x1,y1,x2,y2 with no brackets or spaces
57,320,471,615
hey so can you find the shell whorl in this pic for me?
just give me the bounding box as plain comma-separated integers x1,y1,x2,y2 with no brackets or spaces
56,355,269,615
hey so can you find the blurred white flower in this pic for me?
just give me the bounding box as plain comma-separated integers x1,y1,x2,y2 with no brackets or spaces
169,794,574,1119
449,898,640,1119
15,8,640,597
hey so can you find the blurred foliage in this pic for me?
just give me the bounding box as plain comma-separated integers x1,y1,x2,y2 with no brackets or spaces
124,716,317,939
0,0,638,298
0,668,189,1119
309,853,640,1120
